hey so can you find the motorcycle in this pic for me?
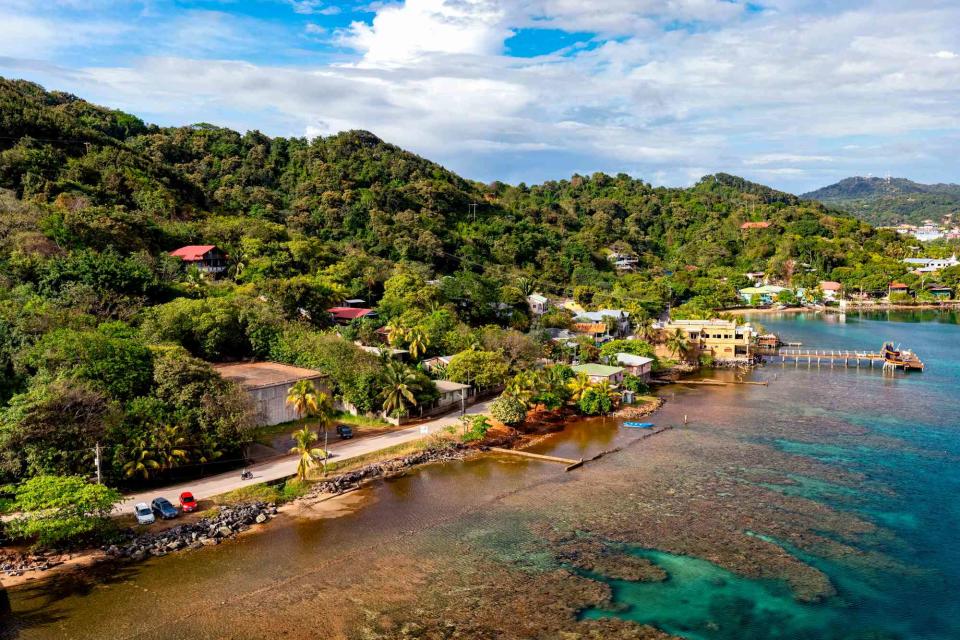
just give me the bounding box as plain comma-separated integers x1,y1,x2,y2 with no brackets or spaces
240,469,253,481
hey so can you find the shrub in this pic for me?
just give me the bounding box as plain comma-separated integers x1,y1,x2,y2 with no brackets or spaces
490,394,526,426
578,388,613,416
8,475,120,548
460,415,492,442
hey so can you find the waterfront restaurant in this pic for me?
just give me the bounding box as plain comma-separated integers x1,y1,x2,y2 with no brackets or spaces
662,319,756,363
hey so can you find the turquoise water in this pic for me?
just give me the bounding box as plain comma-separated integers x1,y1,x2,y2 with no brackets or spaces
583,310,960,639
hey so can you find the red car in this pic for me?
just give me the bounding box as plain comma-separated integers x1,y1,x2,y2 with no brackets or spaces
179,491,198,512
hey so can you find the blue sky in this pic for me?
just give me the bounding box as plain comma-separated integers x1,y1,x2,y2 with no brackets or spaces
0,0,958,193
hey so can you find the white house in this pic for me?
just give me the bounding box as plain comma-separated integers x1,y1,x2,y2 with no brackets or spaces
527,293,550,315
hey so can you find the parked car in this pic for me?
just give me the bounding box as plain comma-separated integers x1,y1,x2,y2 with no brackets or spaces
134,502,155,525
335,424,354,439
179,491,198,512
151,497,178,519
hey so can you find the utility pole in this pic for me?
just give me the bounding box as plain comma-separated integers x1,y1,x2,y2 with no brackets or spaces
93,442,102,484
468,203,478,221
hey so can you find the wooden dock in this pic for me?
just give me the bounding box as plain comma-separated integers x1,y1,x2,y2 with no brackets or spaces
489,447,584,471
775,348,924,371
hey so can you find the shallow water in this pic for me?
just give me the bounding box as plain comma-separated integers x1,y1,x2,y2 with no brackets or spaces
5,311,960,639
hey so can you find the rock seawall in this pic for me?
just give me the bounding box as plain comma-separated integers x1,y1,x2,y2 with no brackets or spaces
104,502,276,560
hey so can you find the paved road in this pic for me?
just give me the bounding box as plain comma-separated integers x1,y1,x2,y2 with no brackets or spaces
114,399,494,514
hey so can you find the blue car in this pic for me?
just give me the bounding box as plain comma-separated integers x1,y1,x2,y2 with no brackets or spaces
151,497,178,519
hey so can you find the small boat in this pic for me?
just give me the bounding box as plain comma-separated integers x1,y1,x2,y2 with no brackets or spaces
624,421,655,429
881,342,925,371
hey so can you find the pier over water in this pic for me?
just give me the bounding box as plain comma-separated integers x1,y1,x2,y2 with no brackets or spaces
774,344,924,372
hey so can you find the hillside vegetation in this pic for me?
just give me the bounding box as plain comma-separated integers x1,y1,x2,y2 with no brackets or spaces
803,177,960,226
0,77,941,493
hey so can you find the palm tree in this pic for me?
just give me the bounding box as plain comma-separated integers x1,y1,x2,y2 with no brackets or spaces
385,320,408,348
286,379,320,422
567,373,594,404
506,371,541,409
289,426,325,482
666,329,690,361
123,439,160,480
593,379,622,412
407,325,429,359
515,276,535,297
636,317,657,342
153,424,189,471
379,361,420,417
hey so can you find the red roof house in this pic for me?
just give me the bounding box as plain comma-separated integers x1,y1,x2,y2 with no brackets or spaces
169,245,227,275
328,307,376,324
889,282,909,292
819,281,842,292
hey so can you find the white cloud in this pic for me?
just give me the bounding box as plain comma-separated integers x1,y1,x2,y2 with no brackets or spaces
932,50,957,59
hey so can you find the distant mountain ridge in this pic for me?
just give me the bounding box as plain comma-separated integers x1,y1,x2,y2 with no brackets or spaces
802,177,960,226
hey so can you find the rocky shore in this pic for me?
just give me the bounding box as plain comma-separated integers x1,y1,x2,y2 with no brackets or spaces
302,442,468,498
104,502,277,561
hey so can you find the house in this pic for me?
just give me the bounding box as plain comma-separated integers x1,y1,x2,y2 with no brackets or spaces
927,286,953,300
344,298,367,308
614,353,653,380
169,245,227,275
745,271,765,283
662,319,756,363
607,251,639,271
888,282,910,296
571,363,624,385
215,362,330,427
527,293,550,316
739,285,787,305
573,322,610,343
328,307,376,324
819,281,843,302
903,256,959,272
434,380,471,410
356,344,408,359
574,309,631,337
422,355,455,372
740,221,771,230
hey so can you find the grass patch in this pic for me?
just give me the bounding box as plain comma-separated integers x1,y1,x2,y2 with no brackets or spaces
212,483,282,505
331,412,390,429
211,478,311,506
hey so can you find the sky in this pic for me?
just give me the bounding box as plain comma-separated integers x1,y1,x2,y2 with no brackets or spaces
0,0,958,193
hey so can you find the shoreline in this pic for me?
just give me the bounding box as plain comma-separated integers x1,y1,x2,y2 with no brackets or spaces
4,397,670,590
726,303,960,316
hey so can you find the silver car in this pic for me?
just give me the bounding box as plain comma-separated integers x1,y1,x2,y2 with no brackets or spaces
134,502,155,525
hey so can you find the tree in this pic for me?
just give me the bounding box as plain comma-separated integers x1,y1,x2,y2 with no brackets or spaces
152,424,189,472
406,325,429,359
379,361,420,417
460,414,492,442
490,394,526,426
385,319,408,348
566,373,593,404
8,475,121,548
288,427,325,482
578,387,614,416
121,438,160,480
505,370,541,409
286,379,320,422
665,329,690,361
446,350,509,389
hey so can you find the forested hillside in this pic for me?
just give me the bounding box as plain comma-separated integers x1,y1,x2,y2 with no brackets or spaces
0,77,935,490
803,177,960,226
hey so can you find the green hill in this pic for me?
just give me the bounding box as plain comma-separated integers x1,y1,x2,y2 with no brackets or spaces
802,177,960,226
1,77,945,491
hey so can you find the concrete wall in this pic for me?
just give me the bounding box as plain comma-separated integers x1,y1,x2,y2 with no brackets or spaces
247,376,329,426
